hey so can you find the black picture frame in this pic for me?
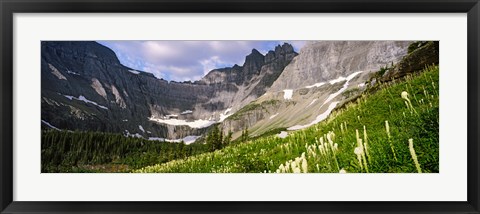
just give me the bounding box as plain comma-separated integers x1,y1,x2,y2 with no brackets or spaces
1,0,479,213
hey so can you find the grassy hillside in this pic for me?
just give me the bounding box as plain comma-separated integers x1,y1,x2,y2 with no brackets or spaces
135,65,439,173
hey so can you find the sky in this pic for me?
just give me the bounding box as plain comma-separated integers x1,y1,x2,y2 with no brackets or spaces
98,41,306,82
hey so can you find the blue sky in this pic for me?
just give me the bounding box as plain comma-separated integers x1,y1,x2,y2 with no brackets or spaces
98,41,305,81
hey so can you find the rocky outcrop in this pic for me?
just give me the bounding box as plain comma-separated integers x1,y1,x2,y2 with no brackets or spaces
381,41,439,81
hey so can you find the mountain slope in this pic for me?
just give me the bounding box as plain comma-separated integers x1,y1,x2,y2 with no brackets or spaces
221,41,411,139
136,65,439,173
41,41,296,140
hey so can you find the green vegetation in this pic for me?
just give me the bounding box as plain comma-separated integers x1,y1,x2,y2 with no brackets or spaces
408,41,429,54
205,125,232,151
135,65,439,173
229,99,279,120
41,131,210,172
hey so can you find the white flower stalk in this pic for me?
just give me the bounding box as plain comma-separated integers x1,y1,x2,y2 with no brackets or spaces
301,158,308,173
284,162,290,172
293,167,301,173
401,91,417,114
355,129,367,170
363,126,370,162
327,132,334,148
385,120,391,139
401,91,409,100
408,139,422,173
385,120,397,161
359,139,369,173
339,168,347,173
356,129,361,147
340,123,344,134
291,161,297,170
404,101,410,110
354,147,363,170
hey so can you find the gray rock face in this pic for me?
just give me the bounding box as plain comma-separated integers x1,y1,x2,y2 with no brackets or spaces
222,41,413,139
269,41,411,92
41,41,296,140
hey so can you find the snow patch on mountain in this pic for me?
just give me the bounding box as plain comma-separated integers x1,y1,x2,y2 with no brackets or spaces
305,82,326,89
41,120,60,130
219,108,233,122
283,89,293,100
149,116,216,129
322,71,363,106
287,101,339,131
63,94,108,110
181,110,193,115
148,135,201,145
128,70,140,74
269,113,279,119
67,70,80,75
124,130,143,138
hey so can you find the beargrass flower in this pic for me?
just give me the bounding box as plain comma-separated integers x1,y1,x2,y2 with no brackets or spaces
408,138,422,173
293,167,301,173
301,158,308,173
354,147,363,170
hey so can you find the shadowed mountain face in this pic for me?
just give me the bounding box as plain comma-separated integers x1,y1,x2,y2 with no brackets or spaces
41,41,297,139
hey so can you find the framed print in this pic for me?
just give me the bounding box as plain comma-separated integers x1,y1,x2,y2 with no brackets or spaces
1,0,479,213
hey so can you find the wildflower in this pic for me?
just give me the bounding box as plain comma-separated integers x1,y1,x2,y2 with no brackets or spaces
339,168,347,173
363,126,370,162
401,91,409,100
291,161,297,170
293,167,301,173
408,139,422,173
354,146,363,170
385,120,397,161
385,121,391,139
401,91,417,113
301,158,308,173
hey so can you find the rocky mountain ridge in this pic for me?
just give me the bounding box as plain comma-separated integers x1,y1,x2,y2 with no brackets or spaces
41,41,296,140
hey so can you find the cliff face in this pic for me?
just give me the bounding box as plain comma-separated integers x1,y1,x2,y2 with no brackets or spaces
269,41,410,92
41,41,296,139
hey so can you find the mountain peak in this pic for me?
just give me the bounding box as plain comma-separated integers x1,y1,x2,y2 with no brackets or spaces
265,43,297,64
243,48,265,73
250,48,262,55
